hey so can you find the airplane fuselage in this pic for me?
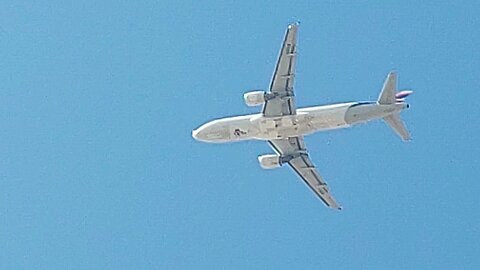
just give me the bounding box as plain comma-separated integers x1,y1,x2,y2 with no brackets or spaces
193,101,407,143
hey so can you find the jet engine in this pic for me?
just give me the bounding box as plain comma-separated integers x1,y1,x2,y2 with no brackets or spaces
243,91,266,107
258,154,281,169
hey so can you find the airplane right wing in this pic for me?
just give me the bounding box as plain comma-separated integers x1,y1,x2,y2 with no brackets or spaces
268,137,342,210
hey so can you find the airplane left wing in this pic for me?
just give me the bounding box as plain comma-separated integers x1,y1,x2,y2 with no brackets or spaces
262,23,298,117
268,137,342,210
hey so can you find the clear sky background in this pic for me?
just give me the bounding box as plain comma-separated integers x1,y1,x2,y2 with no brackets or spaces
1,1,479,269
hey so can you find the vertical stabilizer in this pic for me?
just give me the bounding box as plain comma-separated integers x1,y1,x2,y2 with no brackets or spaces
378,72,397,104
383,113,411,141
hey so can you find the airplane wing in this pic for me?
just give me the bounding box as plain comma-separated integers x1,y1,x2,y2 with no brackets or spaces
262,23,298,117
268,137,342,210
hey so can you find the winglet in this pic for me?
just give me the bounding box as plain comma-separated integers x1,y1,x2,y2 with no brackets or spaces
287,21,300,32
288,20,300,27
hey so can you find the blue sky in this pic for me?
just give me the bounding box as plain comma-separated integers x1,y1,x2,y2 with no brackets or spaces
1,1,479,269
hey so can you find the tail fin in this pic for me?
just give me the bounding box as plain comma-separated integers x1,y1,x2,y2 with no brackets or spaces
378,71,412,141
383,114,411,141
378,71,397,104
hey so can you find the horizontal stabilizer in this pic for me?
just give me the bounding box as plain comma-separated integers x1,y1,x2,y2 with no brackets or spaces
383,113,411,141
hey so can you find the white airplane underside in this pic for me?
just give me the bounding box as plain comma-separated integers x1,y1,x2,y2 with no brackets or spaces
192,23,413,210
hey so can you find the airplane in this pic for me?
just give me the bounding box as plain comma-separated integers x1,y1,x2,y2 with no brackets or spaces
192,23,413,210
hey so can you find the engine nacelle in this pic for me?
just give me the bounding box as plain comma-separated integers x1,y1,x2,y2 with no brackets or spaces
258,154,281,169
243,91,266,107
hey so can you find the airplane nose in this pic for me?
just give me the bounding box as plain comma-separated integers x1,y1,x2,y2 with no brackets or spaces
192,128,209,141
192,122,227,142
192,129,200,140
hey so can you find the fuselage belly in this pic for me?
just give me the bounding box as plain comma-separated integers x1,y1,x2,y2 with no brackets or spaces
193,102,407,143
